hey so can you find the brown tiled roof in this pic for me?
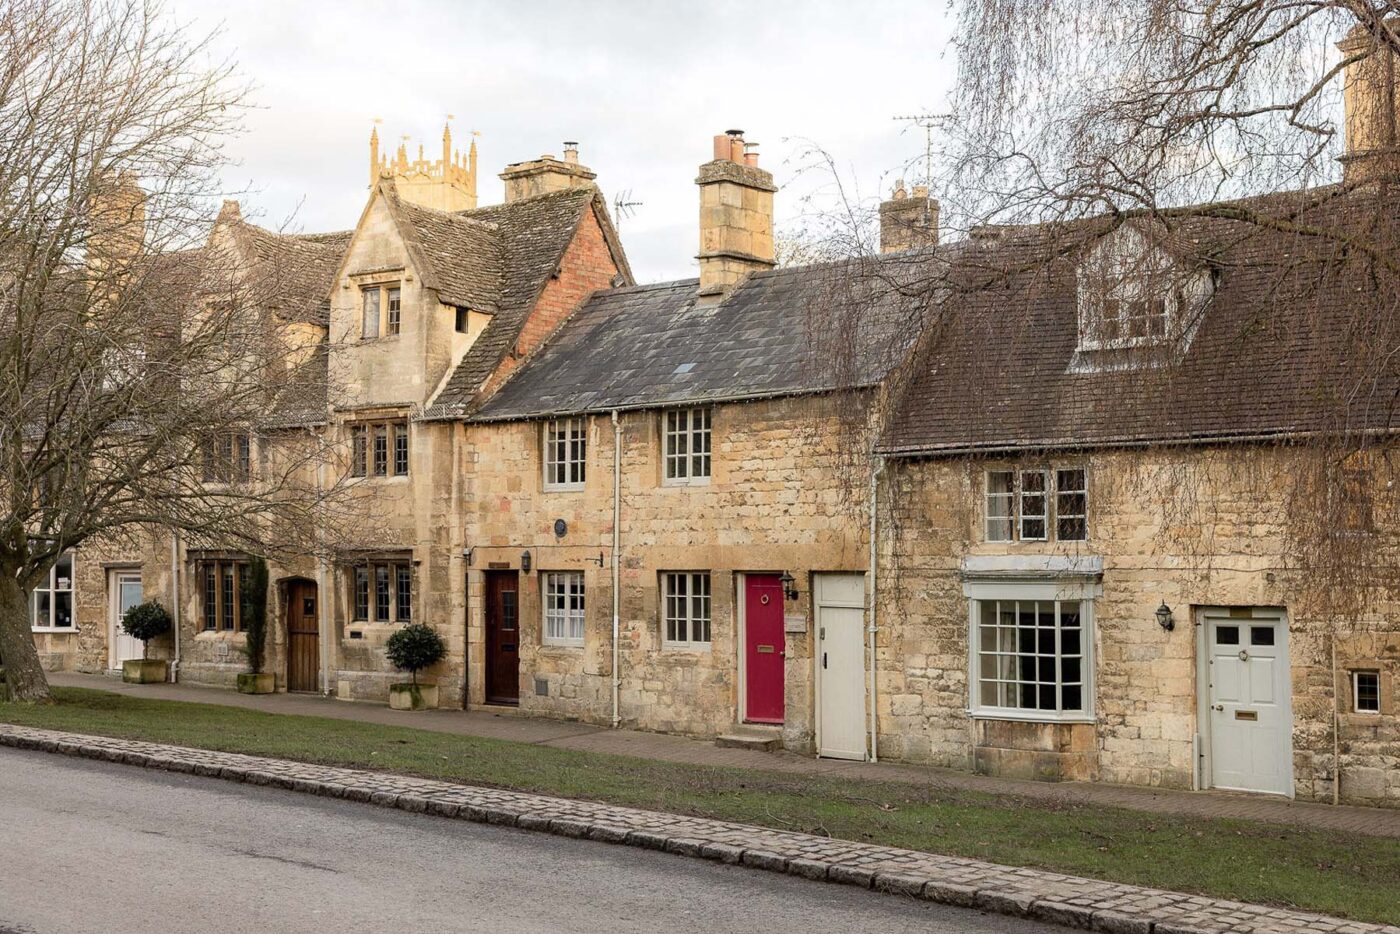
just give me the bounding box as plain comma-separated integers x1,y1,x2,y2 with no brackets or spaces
879,186,1400,456
468,249,933,422
422,186,632,418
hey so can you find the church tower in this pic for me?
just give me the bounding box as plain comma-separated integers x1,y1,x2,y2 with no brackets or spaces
370,121,478,211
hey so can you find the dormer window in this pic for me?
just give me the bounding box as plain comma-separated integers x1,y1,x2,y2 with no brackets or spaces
1075,223,1210,358
360,284,402,340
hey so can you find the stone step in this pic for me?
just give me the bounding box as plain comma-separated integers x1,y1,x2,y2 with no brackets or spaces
715,730,781,752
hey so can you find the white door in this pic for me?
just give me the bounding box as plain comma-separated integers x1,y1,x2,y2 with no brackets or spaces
109,571,145,668
815,573,867,760
1204,612,1292,796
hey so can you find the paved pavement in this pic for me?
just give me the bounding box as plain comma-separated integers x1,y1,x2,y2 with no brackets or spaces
4,723,1395,934
51,671,1400,839
0,747,1050,934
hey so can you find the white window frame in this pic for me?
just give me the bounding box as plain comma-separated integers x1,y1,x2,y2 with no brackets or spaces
963,577,1098,724
985,470,1014,542
984,466,1089,544
31,551,76,631
543,417,587,491
662,572,712,648
662,408,712,486
1353,670,1381,715
542,571,586,646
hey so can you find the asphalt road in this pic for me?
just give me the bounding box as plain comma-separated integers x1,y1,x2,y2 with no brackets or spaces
0,748,1067,934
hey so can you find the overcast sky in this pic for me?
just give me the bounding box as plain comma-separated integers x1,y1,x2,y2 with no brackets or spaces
167,0,958,282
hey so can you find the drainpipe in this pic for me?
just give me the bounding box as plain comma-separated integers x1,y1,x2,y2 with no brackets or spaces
867,456,886,762
169,530,181,683
1331,632,1340,805
611,410,622,728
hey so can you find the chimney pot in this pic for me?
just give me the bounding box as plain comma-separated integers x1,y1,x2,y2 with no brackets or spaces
713,134,732,161
563,141,579,164
743,142,760,167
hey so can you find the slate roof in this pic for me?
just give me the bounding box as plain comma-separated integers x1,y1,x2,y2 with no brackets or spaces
468,251,935,422
879,186,1400,456
420,186,632,418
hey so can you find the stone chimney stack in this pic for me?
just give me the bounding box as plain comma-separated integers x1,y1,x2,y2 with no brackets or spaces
500,143,597,202
1338,20,1400,184
878,180,939,253
696,129,776,299
88,170,146,276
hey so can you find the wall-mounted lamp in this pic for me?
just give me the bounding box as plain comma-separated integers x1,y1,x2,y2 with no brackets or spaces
462,546,474,567
780,571,799,602
521,550,532,574
1155,601,1175,632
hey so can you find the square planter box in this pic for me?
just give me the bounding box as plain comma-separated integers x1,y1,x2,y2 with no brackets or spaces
122,659,168,684
389,682,438,711
236,673,275,694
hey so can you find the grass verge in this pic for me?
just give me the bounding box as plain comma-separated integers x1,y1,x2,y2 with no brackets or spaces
3,687,1398,925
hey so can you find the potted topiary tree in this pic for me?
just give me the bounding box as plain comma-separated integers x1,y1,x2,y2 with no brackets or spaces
236,557,273,694
120,600,172,683
385,622,446,710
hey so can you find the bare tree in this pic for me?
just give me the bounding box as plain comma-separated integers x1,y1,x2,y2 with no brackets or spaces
0,0,352,702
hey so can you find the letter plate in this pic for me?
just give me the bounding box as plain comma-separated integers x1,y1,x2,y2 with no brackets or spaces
756,644,775,654
1235,710,1258,721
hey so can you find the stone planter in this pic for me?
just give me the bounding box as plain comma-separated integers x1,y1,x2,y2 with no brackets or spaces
236,673,275,695
388,682,438,711
122,659,168,684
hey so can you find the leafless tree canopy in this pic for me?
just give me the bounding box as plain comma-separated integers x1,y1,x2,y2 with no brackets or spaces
0,0,352,702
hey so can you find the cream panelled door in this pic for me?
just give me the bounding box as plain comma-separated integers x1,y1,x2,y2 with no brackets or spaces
815,573,867,761
109,571,145,668
1204,612,1292,796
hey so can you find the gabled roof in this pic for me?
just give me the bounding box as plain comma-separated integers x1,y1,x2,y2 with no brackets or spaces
879,185,1400,456
224,215,350,326
422,186,633,418
468,250,933,422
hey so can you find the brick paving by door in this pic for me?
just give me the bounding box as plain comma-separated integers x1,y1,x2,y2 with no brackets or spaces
3,723,1395,934
49,671,1400,839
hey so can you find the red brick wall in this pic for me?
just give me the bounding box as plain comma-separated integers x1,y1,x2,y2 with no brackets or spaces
483,206,619,396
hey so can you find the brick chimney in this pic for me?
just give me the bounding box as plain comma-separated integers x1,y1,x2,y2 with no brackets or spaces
1338,20,1400,184
878,180,939,253
500,142,597,202
696,129,776,298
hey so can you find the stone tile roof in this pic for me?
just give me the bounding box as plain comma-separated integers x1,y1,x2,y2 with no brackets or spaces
235,221,351,326
393,195,503,312
468,251,933,422
423,186,631,418
879,186,1400,456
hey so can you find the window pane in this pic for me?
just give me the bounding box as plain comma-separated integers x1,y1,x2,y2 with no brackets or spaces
354,567,369,620
351,426,367,477
386,287,401,335
1054,468,1087,541
362,287,380,339
1354,672,1380,713
203,565,217,630
986,471,1013,541
221,564,235,631
1250,626,1275,646
395,564,412,621
1216,625,1239,645
974,598,1087,715
375,565,390,621
373,425,388,477
1019,470,1048,540
393,423,409,476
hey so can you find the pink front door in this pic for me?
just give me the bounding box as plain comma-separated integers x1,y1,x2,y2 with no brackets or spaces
744,574,786,723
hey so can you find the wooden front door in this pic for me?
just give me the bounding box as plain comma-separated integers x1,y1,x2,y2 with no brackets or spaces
744,574,786,724
286,581,319,693
485,571,520,705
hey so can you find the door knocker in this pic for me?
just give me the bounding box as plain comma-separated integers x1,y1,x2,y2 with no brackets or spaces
1238,649,1249,662
760,594,770,605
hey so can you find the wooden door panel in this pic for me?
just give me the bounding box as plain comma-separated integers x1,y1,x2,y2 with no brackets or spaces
287,582,319,693
744,574,785,724
485,572,520,705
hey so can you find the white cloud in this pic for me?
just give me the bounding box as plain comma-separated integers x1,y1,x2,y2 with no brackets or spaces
170,0,957,281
